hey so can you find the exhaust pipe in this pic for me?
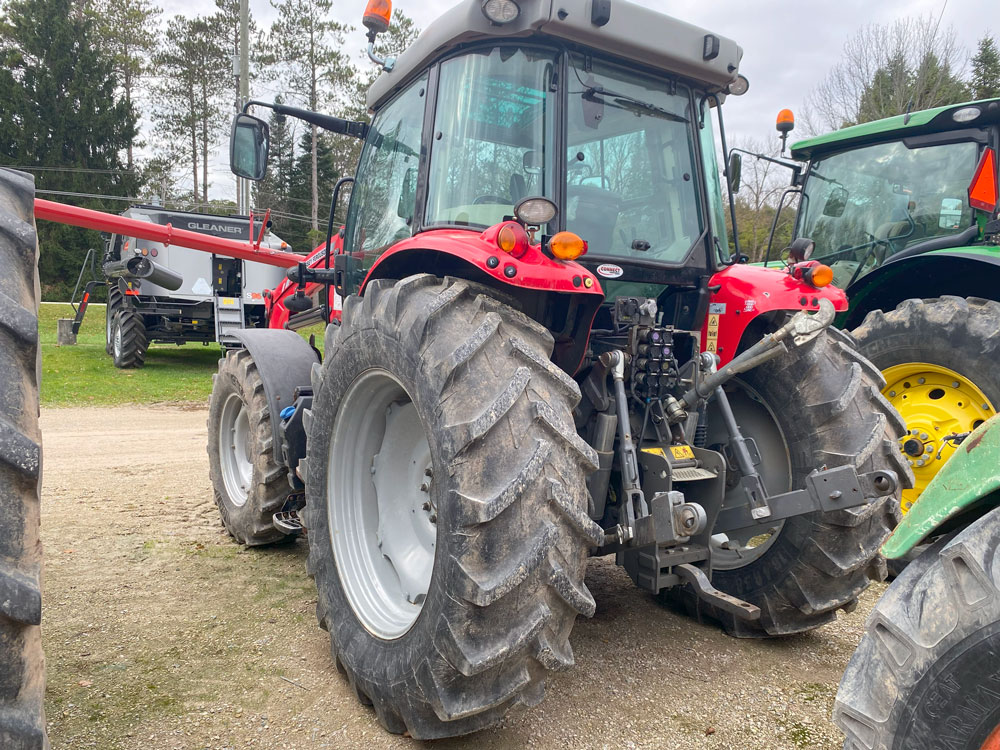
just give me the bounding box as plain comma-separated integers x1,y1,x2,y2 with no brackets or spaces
103,256,184,292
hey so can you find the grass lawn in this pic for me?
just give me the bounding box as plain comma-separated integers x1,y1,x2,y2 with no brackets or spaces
40,303,223,407
40,303,328,407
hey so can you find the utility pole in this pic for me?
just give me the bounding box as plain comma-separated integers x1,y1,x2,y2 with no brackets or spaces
237,0,250,214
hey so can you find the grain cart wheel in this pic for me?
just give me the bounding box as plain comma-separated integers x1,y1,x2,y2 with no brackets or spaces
105,283,122,355
853,296,1000,513
834,506,1000,750
110,308,147,369
703,325,911,637
303,275,600,739
207,348,291,546
0,167,46,746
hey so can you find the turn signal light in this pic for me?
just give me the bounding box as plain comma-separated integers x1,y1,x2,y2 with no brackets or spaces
496,222,529,258
363,0,392,34
549,231,587,261
804,264,834,288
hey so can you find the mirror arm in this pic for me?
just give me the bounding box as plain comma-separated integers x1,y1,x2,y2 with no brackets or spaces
244,100,369,140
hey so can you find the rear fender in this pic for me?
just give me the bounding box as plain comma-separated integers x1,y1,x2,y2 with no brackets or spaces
883,415,1000,559
361,228,604,374
703,263,848,365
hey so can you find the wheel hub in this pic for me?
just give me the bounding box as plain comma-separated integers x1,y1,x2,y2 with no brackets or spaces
328,369,436,640
883,363,994,512
218,393,253,507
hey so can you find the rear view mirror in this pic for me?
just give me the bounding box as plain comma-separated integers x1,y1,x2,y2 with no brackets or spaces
728,152,742,193
823,186,848,218
230,113,270,181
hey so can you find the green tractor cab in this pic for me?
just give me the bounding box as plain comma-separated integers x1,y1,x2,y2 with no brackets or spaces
770,99,1000,512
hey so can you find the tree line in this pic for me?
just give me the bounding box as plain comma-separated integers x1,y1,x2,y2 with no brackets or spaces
0,0,417,298
729,19,1000,262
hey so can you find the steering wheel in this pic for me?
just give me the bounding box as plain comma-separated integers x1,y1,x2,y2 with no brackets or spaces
472,195,509,205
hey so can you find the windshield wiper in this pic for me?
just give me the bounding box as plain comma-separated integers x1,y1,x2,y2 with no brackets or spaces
582,85,688,123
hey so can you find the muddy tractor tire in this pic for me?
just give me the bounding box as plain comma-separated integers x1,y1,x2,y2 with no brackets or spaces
703,325,911,637
207,348,292,546
105,283,122,355
303,275,600,739
834,505,1000,749
110,308,147,369
0,168,46,746
853,296,1000,512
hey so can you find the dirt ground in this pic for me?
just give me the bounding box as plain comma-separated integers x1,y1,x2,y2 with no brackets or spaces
40,405,879,750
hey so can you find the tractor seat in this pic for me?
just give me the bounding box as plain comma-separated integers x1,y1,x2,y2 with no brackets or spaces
567,185,621,252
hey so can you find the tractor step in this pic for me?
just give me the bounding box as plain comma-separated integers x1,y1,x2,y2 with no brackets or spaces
273,510,304,535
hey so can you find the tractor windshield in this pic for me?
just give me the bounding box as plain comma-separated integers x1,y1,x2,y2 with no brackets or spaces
799,139,980,288
423,45,707,267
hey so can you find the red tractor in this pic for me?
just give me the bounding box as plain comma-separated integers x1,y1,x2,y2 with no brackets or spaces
0,0,911,744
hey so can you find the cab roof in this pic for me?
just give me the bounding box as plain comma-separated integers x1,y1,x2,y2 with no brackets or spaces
790,98,1000,162
366,0,742,111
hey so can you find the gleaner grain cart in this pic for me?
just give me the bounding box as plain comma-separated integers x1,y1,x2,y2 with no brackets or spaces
0,0,912,745
753,100,1000,515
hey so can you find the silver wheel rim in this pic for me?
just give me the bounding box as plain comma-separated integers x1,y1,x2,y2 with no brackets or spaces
709,380,789,570
219,392,253,507
113,320,123,360
328,368,436,640
106,306,113,346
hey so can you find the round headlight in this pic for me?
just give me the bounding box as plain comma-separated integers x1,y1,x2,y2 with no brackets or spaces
727,75,749,96
952,106,982,124
481,0,520,24
514,196,557,226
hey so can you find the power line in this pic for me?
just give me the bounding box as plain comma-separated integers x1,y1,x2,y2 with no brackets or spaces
36,189,139,202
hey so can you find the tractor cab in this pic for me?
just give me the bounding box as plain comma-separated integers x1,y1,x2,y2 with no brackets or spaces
233,0,747,340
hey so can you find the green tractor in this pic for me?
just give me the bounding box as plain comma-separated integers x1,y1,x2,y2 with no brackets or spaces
834,414,1000,750
760,99,1000,513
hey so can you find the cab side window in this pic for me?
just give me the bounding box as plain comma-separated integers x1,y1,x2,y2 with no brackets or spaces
344,74,428,274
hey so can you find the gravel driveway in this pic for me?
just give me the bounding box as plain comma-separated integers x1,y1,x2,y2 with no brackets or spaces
41,406,873,749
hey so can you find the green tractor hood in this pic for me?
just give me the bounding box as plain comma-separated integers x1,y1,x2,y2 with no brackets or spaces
883,414,1000,558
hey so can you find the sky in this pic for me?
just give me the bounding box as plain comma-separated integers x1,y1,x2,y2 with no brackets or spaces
154,0,990,203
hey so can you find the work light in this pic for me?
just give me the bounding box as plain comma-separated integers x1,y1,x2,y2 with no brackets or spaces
481,0,520,25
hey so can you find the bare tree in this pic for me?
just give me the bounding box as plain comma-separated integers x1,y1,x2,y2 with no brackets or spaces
725,137,798,261
808,15,968,130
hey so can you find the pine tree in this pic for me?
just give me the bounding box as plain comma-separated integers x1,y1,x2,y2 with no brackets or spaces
153,15,229,204
264,0,352,234
970,36,1000,100
91,0,161,170
252,96,301,245
0,0,136,299
287,129,341,251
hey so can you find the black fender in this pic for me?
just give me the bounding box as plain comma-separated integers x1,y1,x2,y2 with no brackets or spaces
842,250,1000,329
229,329,320,459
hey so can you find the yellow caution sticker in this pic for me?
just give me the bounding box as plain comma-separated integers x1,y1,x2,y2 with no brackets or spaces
706,313,720,353
640,445,696,460
670,445,695,460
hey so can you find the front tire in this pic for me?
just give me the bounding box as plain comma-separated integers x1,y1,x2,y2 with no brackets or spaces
703,325,912,636
303,275,600,739
207,348,292,546
834,506,1000,750
0,168,46,746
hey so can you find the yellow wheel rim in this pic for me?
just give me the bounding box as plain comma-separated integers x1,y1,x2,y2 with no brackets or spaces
882,363,995,512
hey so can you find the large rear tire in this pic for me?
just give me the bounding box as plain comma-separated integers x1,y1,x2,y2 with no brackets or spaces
0,168,46,747
853,296,1000,512
703,325,912,636
303,275,600,739
207,348,292,546
834,505,1000,750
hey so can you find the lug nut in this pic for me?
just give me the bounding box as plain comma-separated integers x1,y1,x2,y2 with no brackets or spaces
429,513,437,523
419,483,429,492
424,467,433,477
421,501,431,511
